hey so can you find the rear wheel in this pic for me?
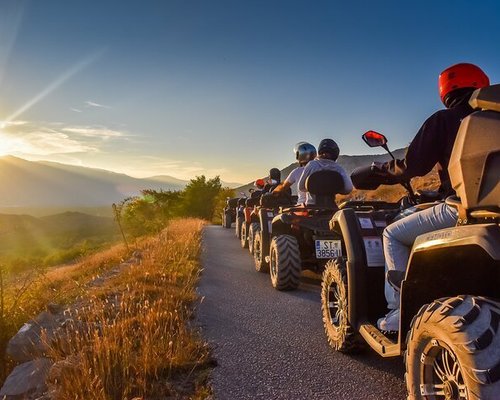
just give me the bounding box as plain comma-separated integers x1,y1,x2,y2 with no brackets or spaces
321,258,364,353
235,215,242,238
405,296,500,400
269,234,301,290
253,231,269,273
240,223,248,248
248,223,260,254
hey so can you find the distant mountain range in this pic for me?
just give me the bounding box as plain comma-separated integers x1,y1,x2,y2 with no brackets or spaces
0,150,407,209
0,156,239,208
236,148,407,194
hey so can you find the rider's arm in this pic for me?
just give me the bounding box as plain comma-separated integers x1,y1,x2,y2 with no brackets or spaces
272,181,291,194
297,163,312,193
337,165,354,195
386,111,445,179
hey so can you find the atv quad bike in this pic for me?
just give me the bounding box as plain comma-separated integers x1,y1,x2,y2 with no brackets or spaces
222,197,239,229
252,191,296,272
239,190,266,249
235,196,250,239
321,84,500,400
268,170,347,290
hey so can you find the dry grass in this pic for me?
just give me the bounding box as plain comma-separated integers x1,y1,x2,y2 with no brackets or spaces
46,218,211,399
1,218,211,398
0,242,129,380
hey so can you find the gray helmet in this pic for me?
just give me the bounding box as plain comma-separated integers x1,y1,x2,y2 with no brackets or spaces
318,138,339,161
293,142,317,166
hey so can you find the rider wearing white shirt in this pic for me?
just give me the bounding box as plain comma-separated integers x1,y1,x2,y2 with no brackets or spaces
273,142,317,204
298,139,353,206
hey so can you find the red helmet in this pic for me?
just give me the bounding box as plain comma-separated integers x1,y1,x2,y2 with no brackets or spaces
254,178,265,189
438,63,489,105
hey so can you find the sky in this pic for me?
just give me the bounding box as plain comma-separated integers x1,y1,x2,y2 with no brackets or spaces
0,0,498,184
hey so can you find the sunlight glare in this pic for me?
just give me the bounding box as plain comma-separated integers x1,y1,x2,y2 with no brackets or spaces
5,49,106,123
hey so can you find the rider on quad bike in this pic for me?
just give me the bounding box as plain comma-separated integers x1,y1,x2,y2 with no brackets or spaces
320,64,498,399
235,178,265,239
374,63,491,332
239,178,267,249
268,138,352,290
298,139,352,205
263,168,282,193
273,142,317,205
252,145,317,272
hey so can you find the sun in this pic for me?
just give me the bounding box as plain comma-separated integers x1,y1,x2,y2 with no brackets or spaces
0,123,18,156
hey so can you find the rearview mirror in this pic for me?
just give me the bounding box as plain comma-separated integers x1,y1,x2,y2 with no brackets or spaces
362,131,388,148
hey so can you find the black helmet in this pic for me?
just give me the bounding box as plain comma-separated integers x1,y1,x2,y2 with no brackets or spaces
318,138,339,161
293,142,317,166
269,168,281,182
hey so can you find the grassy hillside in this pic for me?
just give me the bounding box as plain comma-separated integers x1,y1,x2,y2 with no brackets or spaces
0,211,120,273
0,219,210,398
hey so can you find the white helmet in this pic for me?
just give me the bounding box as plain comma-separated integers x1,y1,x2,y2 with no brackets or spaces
293,142,317,166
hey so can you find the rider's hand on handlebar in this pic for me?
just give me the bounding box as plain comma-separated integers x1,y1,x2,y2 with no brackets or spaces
370,161,388,173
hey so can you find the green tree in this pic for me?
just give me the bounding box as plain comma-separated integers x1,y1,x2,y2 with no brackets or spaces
121,190,182,236
181,176,222,220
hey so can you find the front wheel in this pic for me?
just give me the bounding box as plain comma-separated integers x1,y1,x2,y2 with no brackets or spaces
321,258,364,353
240,223,248,248
405,296,500,400
269,234,301,290
253,230,269,273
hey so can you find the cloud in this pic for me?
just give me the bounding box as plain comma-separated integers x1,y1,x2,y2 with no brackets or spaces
70,108,82,113
62,126,125,139
0,120,128,156
84,100,111,109
1,124,96,155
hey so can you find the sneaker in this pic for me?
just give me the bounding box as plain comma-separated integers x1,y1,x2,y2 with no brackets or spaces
377,308,400,332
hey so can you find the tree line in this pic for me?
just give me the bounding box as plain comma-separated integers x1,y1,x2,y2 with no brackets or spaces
114,175,234,237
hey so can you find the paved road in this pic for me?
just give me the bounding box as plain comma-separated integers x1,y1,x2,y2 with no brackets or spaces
198,225,407,400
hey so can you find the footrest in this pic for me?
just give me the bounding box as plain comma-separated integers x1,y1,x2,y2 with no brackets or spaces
358,323,400,357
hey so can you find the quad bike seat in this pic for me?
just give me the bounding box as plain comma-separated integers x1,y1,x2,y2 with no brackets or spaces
448,84,500,215
245,197,261,207
305,170,345,208
260,192,293,209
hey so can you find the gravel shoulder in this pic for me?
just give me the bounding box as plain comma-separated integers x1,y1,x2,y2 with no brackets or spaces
197,225,406,400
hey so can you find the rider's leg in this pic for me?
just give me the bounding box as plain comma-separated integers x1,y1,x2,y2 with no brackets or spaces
379,203,458,330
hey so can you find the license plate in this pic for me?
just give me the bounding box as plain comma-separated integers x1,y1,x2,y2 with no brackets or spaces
315,240,342,259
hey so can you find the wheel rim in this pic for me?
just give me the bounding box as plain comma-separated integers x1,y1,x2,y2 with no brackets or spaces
254,236,261,264
327,279,343,328
270,246,277,278
420,339,467,400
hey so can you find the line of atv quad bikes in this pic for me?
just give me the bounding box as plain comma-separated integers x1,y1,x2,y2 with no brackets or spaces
221,85,500,400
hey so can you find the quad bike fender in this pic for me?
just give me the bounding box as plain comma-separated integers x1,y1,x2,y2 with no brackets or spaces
330,208,369,329
400,223,500,349
271,213,294,237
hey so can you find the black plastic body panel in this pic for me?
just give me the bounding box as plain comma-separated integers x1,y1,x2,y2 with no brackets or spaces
400,223,500,350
